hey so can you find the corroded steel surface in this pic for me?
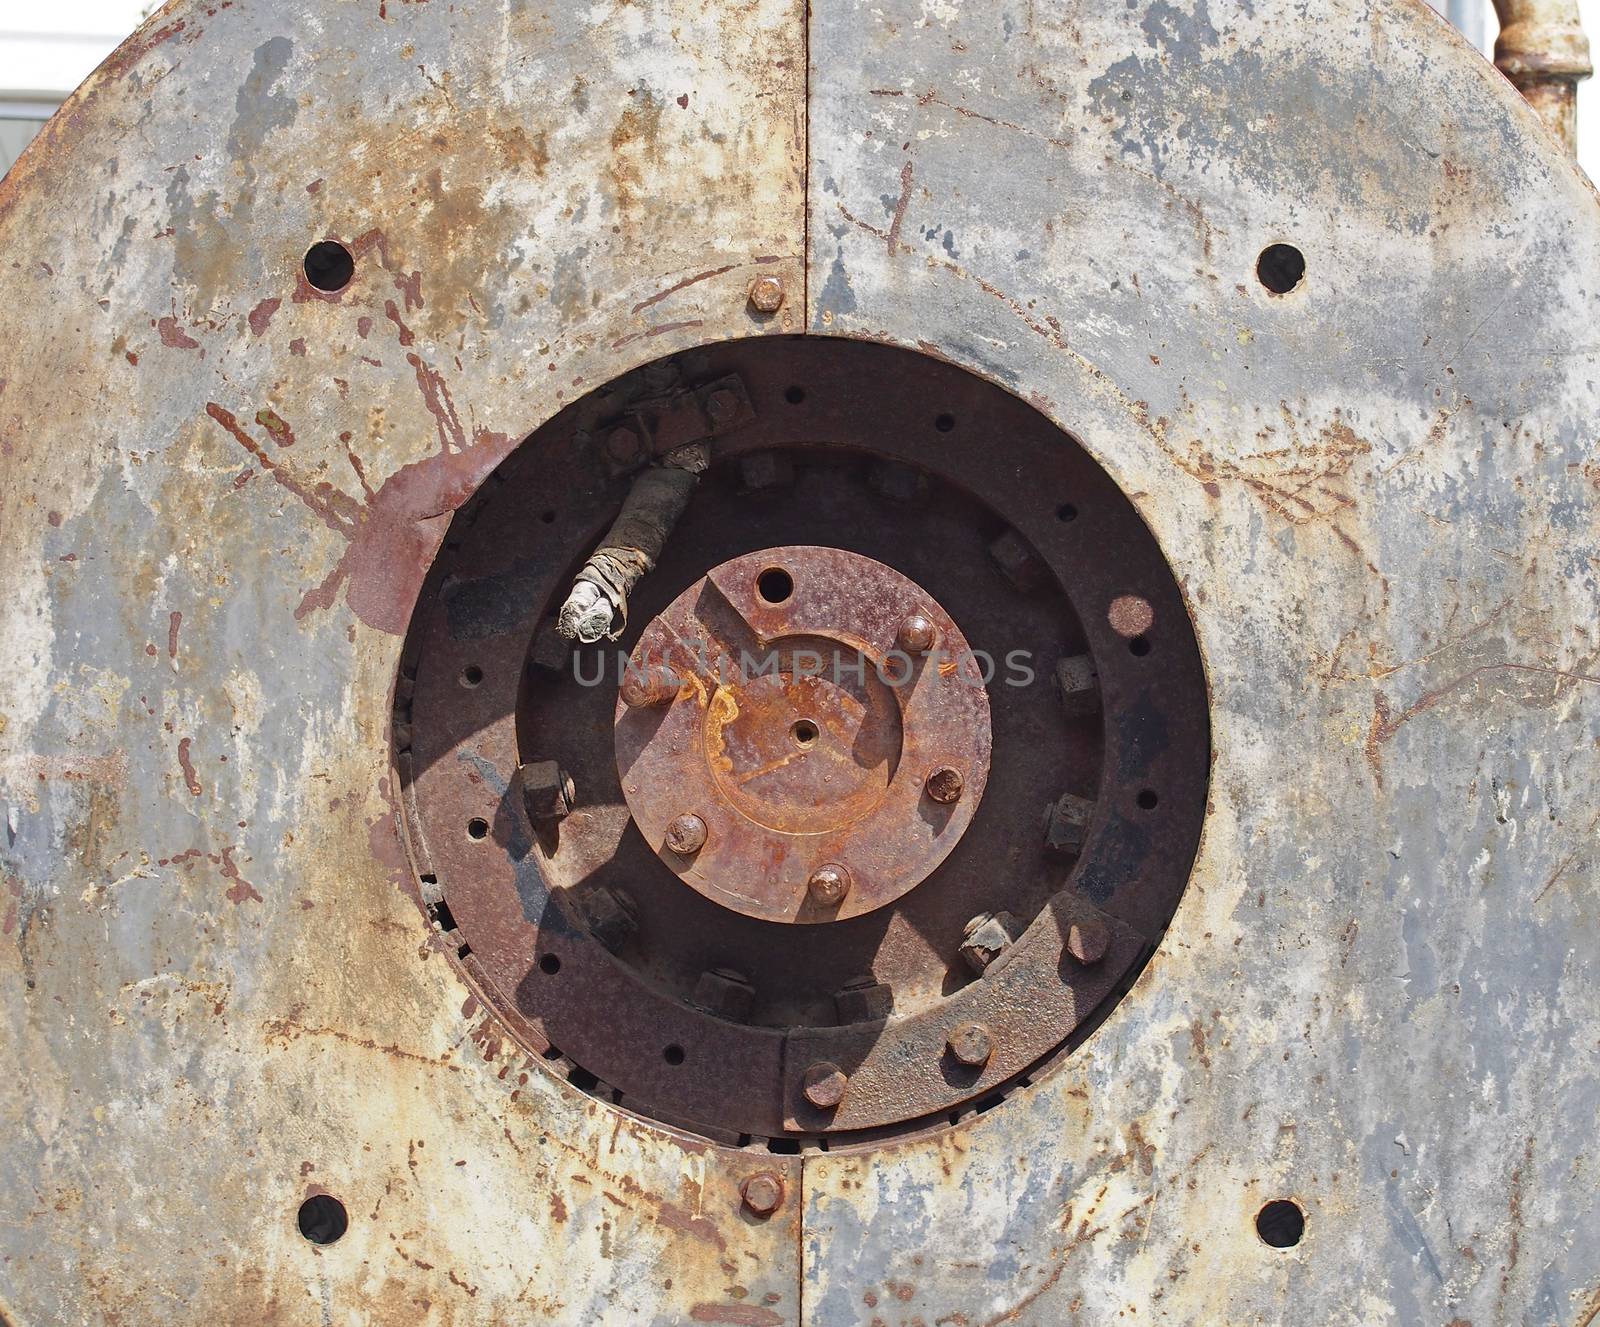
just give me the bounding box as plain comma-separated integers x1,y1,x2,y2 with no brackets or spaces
1,0,1599,1324
617,545,993,924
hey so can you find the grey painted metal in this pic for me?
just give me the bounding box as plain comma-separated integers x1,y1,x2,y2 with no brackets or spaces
806,0,1600,1322
0,0,1597,1324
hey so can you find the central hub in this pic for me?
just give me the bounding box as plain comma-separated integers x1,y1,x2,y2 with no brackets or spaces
614,546,992,923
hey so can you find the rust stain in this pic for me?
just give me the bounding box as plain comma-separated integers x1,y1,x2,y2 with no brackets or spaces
247,297,281,336
167,609,182,661
688,1305,784,1326
255,408,295,447
886,160,915,256
631,264,736,315
156,316,199,351
176,737,202,797
611,318,703,350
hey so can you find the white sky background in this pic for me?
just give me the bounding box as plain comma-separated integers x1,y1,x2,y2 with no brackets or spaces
0,0,1596,176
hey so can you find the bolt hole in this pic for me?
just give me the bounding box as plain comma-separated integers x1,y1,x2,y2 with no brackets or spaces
1256,1199,1305,1248
297,1194,349,1245
935,412,956,433
467,817,490,840
791,719,819,748
784,385,806,405
461,665,484,688
756,567,794,604
663,1044,686,1065
540,509,555,524
303,240,355,293
1136,788,1159,810
1256,244,1305,295
1057,503,1078,522
1128,635,1152,657
539,953,561,975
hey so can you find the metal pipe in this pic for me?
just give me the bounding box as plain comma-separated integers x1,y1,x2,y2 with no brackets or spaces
1492,0,1593,154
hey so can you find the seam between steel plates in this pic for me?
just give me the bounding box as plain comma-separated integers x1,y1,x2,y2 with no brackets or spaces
798,1,813,1318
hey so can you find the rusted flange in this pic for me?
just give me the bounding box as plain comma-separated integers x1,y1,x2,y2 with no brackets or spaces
615,547,991,923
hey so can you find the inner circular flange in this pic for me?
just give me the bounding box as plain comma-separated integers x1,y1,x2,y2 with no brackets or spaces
614,546,992,923
394,335,1210,1146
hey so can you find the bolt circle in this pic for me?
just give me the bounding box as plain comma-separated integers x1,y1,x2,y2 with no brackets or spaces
665,813,708,856
807,864,852,906
896,613,937,654
748,274,786,313
925,766,964,804
802,1060,848,1110
740,1171,785,1217
947,1021,994,1068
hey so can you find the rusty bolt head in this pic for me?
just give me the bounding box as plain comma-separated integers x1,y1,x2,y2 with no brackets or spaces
959,910,1017,975
604,426,643,466
520,760,576,828
620,664,679,709
925,766,964,804
693,967,755,1022
802,1060,848,1110
947,1021,994,1068
1108,594,1155,639
665,813,708,856
740,1171,784,1217
580,884,637,954
896,614,937,654
706,387,740,426
1044,792,1094,857
834,975,893,1024
807,863,852,906
1067,918,1111,965
748,274,785,313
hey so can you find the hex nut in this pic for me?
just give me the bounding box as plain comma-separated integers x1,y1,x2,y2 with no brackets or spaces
802,1060,848,1110
520,760,575,828
740,1171,784,1217
946,1020,994,1068
1053,654,1099,717
692,967,755,1022
960,910,1018,975
833,975,894,1024
988,528,1046,592
740,451,795,490
1067,918,1111,965
1044,792,1094,856
580,885,637,954
748,274,785,313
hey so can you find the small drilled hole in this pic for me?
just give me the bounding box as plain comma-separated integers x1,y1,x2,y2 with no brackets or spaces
791,719,819,748
1256,1200,1305,1248
757,567,793,604
1137,789,1159,810
540,509,556,524
1057,503,1078,522
467,817,490,840
303,240,355,293
461,665,484,688
663,1044,686,1065
297,1194,348,1245
539,953,561,975
785,385,806,405
1257,244,1305,295
1128,635,1152,657
935,412,956,433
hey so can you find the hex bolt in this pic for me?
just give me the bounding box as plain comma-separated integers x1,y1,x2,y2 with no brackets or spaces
802,1060,848,1110
692,967,755,1022
896,614,937,654
665,813,708,856
604,426,644,467
1044,792,1094,857
706,388,740,427
947,1020,994,1068
925,766,964,804
520,760,576,829
620,663,679,709
833,974,893,1024
959,910,1018,975
748,274,785,314
807,863,852,906
1067,918,1111,965
740,1171,785,1218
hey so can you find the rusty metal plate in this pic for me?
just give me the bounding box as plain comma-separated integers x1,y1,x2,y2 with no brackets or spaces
617,545,992,923
2,0,1599,1320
